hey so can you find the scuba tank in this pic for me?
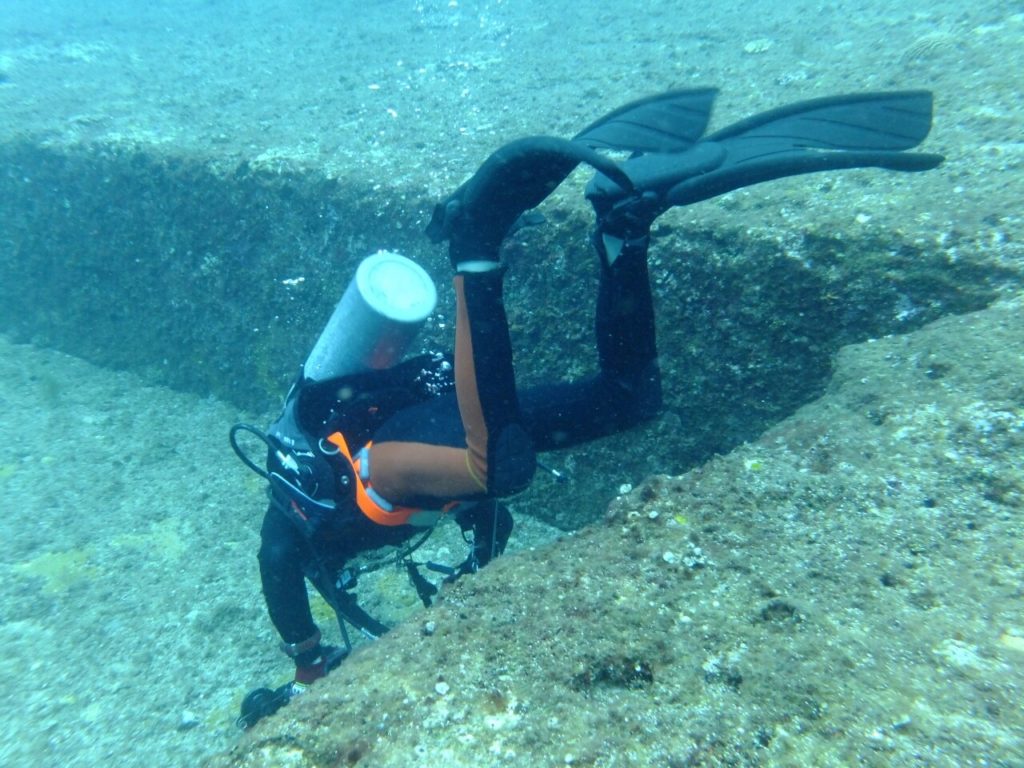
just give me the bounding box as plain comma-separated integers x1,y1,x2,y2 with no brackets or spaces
303,250,438,382
231,250,439,537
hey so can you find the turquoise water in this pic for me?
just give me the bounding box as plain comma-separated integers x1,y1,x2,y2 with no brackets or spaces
1,2,1021,766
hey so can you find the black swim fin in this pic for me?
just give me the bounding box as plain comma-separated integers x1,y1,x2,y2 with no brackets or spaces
426,90,719,261
573,88,718,153
586,90,945,212
425,135,633,264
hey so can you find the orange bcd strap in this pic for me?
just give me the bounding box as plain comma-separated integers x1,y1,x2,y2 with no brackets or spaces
325,432,448,528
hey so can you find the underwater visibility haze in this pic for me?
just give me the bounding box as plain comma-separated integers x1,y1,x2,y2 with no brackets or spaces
0,1,1022,766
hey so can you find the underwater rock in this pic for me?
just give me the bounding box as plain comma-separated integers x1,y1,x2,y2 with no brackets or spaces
208,298,1024,767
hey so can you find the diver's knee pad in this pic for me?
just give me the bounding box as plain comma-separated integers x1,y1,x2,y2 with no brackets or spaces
487,423,536,497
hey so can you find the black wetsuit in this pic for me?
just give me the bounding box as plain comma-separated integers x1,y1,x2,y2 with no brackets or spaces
250,87,944,678
257,234,660,660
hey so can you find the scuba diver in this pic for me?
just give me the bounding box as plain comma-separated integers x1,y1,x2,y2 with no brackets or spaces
230,88,943,728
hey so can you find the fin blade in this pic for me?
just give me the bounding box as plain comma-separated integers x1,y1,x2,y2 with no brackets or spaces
574,88,718,153
661,91,943,206
706,90,936,156
666,148,944,207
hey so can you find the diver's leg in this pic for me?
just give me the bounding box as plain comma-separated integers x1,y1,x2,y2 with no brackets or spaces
453,269,535,495
593,230,659,389
518,223,662,450
257,505,325,672
370,138,599,504
368,268,535,503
